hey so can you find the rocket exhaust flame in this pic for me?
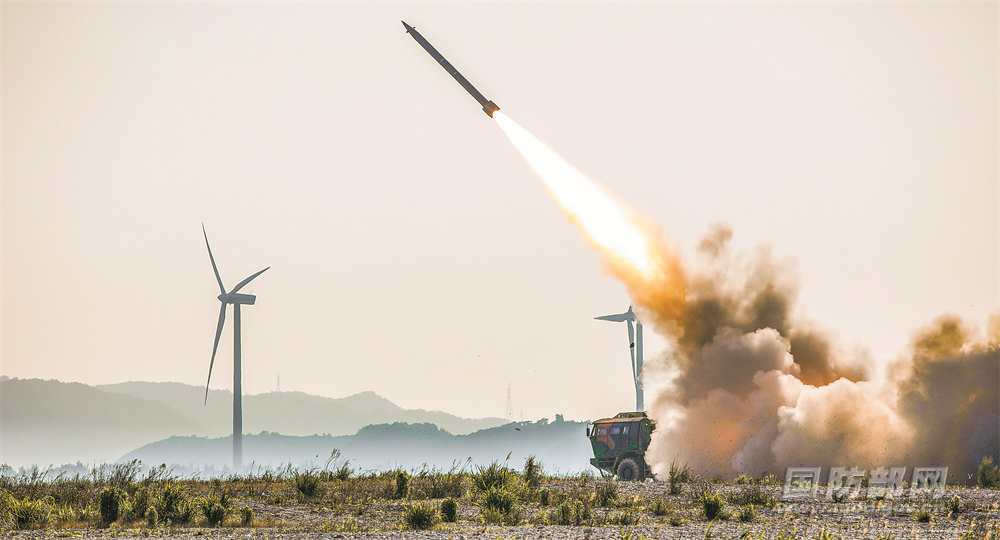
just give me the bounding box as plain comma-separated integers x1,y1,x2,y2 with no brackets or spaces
494,112,651,273
493,112,687,323
492,112,997,483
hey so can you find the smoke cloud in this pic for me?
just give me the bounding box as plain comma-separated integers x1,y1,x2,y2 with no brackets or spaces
639,224,998,482
494,113,995,483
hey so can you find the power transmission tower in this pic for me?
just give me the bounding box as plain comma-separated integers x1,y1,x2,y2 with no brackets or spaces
505,383,513,421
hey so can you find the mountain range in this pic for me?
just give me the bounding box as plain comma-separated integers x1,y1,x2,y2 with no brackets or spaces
0,378,507,468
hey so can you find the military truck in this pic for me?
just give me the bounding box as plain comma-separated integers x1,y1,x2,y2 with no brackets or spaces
586,412,654,481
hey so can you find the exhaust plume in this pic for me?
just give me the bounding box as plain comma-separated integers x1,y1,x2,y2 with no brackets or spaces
494,114,998,482
494,112,687,323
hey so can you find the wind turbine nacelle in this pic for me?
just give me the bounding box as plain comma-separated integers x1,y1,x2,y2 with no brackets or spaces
220,293,257,305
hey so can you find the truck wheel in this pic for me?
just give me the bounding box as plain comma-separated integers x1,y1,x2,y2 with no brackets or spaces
616,457,644,482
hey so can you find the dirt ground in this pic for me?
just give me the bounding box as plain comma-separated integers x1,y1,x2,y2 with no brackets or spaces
3,480,999,540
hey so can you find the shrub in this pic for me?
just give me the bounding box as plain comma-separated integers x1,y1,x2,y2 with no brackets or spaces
978,456,1000,489
99,487,125,526
403,504,437,530
669,515,684,526
440,498,458,523
240,506,253,527
735,474,753,485
290,470,321,498
49,501,76,527
127,486,150,522
321,450,353,481
415,465,466,499
538,487,551,506
699,490,724,520
479,508,506,525
472,462,518,494
201,501,227,527
553,500,584,526
0,490,15,529
669,460,691,495
6,496,53,529
594,476,618,507
523,455,543,489
670,459,692,482
738,504,755,523
195,488,234,528
332,463,353,481
913,509,932,523
394,471,410,499
482,486,517,514
759,473,780,486
155,482,193,524
651,498,670,516
145,507,158,528
728,484,779,509
553,501,571,525
480,486,520,525
946,495,964,515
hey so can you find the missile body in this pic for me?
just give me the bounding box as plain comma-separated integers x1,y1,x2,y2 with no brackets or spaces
402,21,500,118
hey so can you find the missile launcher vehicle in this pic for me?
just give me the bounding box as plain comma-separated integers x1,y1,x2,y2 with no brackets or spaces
586,412,654,481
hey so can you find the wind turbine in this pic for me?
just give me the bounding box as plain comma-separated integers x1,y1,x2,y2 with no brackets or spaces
595,305,644,412
202,225,269,471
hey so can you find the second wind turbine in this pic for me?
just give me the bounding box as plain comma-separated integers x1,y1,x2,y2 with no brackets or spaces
596,305,644,412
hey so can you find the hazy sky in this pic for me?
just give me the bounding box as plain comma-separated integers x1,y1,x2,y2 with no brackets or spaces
3,2,997,422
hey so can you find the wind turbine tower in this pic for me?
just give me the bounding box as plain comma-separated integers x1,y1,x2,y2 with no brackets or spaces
595,305,644,412
202,225,269,471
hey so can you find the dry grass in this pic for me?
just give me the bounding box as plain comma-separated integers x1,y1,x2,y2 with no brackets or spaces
0,463,998,538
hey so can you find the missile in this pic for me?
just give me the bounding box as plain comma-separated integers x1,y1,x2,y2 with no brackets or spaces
402,21,500,118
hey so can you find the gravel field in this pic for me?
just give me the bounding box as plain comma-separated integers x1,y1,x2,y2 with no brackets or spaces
3,479,999,540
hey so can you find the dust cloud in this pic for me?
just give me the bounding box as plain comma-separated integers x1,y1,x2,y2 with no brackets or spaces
642,224,998,482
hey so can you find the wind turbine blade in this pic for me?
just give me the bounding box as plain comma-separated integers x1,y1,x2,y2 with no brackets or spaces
230,267,270,295
627,319,637,381
595,313,628,322
205,303,226,405
203,225,226,295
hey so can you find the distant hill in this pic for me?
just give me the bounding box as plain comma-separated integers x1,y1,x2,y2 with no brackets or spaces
121,418,593,475
97,381,506,437
0,378,200,468
0,378,507,468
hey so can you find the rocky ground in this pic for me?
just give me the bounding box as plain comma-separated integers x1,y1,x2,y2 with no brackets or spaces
3,479,999,539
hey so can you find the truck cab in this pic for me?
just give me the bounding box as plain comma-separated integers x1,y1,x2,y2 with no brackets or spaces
586,412,654,481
